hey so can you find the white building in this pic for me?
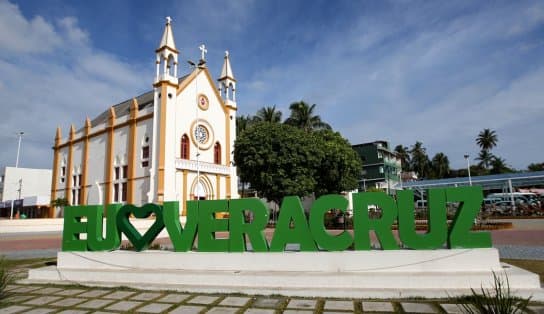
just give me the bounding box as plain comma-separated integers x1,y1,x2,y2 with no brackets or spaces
51,17,239,216
0,166,52,218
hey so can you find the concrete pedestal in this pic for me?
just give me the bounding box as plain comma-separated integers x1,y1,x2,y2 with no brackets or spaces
27,248,544,300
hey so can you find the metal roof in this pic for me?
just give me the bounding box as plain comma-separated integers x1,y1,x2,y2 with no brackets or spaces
398,171,544,191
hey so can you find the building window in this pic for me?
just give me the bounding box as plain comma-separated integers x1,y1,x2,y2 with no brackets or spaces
71,168,81,205
214,142,221,164
113,165,127,203
181,134,190,159
141,145,149,167
60,166,66,183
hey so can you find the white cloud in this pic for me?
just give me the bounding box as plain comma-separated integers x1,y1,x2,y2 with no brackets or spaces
0,1,62,54
0,1,148,169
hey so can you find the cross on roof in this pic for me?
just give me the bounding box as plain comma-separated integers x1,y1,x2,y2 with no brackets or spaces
166,16,172,24
199,44,207,61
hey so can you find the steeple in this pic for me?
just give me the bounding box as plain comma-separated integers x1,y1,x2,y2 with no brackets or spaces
157,16,177,52
218,51,236,103
154,17,179,84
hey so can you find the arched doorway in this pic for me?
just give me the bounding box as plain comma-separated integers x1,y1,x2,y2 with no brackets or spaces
190,175,214,200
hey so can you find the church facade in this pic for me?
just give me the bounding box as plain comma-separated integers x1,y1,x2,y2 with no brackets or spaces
50,18,239,217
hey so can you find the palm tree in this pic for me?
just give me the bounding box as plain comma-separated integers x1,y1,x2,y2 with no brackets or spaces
410,141,430,178
476,149,494,170
490,156,513,174
285,101,331,132
236,115,253,135
431,152,450,179
394,145,411,171
476,128,498,152
255,105,282,123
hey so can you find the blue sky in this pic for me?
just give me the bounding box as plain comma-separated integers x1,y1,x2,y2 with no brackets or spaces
1,0,543,171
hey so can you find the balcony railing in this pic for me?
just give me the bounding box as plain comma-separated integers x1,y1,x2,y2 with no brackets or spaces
175,158,231,175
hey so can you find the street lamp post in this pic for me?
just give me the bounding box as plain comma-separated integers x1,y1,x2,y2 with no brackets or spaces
464,154,472,186
15,132,24,168
10,132,24,219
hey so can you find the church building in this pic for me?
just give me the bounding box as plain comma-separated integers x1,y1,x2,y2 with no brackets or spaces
50,17,239,217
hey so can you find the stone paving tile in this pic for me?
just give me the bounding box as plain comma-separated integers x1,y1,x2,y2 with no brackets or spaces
9,285,42,293
322,312,351,314
283,310,313,314
33,287,65,295
251,297,283,308
50,297,88,307
130,292,163,301
243,309,275,314
219,296,251,307
56,310,90,314
187,295,220,305
286,299,316,310
529,306,544,314
77,289,110,298
156,293,190,303
3,294,35,303
104,300,143,311
24,295,63,305
55,288,87,296
102,290,136,299
168,305,205,314
91,312,118,314
0,305,32,314
362,301,395,312
76,299,115,310
207,307,240,314
401,302,438,313
323,300,354,311
135,302,173,313
23,309,56,314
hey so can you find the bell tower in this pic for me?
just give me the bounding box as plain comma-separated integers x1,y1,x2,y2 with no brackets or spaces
150,17,180,203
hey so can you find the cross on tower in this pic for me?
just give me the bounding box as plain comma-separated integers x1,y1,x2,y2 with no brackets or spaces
199,44,207,61
166,16,172,24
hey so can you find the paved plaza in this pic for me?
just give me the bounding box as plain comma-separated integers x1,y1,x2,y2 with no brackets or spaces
1,282,544,313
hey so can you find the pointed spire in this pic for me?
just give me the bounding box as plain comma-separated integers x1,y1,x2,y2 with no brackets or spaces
219,50,236,81
130,98,139,119
157,16,177,52
55,126,62,146
69,124,76,140
85,117,91,128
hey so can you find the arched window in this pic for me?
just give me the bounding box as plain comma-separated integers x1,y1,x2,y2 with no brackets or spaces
181,134,190,159
214,142,221,164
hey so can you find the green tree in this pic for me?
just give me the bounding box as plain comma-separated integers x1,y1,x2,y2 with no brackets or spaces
476,149,494,170
394,145,411,171
234,122,323,204
285,101,331,132
313,129,362,196
476,128,498,152
236,115,253,136
527,162,544,171
430,152,450,179
490,157,514,174
410,141,430,179
255,105,282,123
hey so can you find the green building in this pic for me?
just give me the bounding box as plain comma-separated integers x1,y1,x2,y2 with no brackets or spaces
352,140,402,194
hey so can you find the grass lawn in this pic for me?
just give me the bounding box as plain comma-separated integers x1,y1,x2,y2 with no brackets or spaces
502,258,544,282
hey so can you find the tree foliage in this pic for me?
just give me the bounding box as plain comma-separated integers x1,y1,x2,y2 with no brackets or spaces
285,101,331,132
430,152,450,179
255,105,282,123
394,145,411,171
476,128,498,152
313,129,362,196
234,122,360,203
527,162,544,171
234,122,322,204
410,141,430,178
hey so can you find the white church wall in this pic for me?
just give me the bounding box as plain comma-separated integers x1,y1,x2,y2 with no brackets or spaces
86,133,107,204
135,118,153,179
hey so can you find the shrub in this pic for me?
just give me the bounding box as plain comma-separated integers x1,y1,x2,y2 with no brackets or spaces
0,257,14,301
456,272,531,314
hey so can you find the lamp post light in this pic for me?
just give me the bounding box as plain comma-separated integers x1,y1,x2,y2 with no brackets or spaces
15,131,24,168
464,154,472,186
